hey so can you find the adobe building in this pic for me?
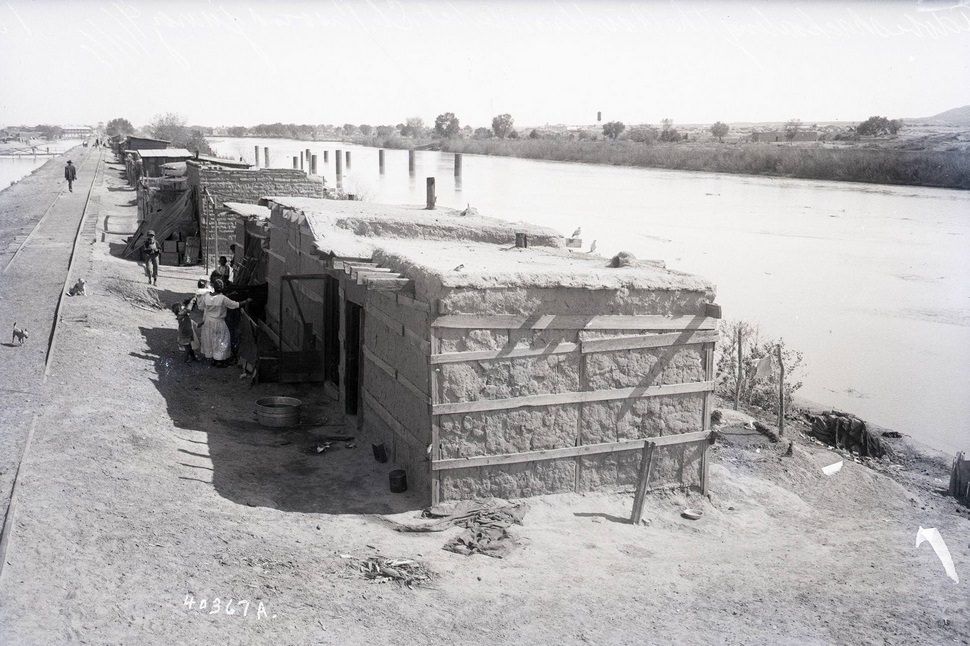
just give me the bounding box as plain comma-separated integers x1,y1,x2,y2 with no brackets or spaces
232,197,720,505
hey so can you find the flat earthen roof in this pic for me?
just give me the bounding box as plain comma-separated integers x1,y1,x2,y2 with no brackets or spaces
264,197,713,293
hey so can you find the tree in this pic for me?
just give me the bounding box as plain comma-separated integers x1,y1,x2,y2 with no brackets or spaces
434,112,461,138
659,118,681,142
473,127,492,139
528,129,540,139
399,117,425,138
359,124,373,136
602,121,625,140
376,125,395,138
856,115,903,136
628,126,658,143
491,113,514,139
342,124,358,136
710,121,730,142
148,112,212,155
105,117,135,137
783,119,801,144
35,124,63,140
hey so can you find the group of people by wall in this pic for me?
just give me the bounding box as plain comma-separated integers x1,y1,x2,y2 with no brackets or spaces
172,276,251,367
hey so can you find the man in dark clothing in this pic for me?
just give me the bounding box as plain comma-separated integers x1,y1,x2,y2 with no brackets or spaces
64,160,77,192
143,230,161,285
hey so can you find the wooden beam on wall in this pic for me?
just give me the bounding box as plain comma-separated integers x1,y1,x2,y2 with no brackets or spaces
580,330,718,354
430,342,580,365
433,430,714,472
432,380,714,416
432,314,717,332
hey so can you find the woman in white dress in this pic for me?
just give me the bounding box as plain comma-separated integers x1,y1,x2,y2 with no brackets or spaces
196,279,249,366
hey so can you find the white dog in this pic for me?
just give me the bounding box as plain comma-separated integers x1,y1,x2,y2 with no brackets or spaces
11,322,28,345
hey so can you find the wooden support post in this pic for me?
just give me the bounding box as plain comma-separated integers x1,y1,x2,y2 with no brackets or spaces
777,344,785,436
379,149,385,174
408,149,415,175
454,153,462,177
254,145,260,168
630,442,656,525
264,147,269,167
335,150,343,188
429,321,441,505
426,177,436,210
734,328,742,411
292,156,298,169
310,154,318,175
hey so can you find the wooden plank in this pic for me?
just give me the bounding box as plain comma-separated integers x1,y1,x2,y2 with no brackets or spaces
701,445,710,496
630,442,656,524
362,391,426,451
397,371,429,401
705,303,723,319
404,327,431,354
432,381,715,416
361,275,410,290
397,293,431,312
429,322,441,506
365,305,404,336
362,345,394,378
433,431,713,471
430,342,580,365
581,330,718,354
432,314,717,331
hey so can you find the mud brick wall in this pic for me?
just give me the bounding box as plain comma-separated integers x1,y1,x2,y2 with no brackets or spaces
265,208,327,346
187,162,326,268
434,285,712,501
361,290,433,495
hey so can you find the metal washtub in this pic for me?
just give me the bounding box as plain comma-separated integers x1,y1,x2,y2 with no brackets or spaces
254,396,302,428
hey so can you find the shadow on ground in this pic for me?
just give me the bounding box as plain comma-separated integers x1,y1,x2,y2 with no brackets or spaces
138,323,424,516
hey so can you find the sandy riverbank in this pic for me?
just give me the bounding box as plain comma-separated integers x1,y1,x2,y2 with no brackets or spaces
0,154,966,645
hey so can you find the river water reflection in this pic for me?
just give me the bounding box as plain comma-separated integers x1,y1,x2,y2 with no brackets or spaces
210,137,970,453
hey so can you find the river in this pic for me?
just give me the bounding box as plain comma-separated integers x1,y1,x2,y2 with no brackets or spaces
209,137,970,454
0,138,86,192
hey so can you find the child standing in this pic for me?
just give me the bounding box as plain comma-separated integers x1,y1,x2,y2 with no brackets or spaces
172,300,200,362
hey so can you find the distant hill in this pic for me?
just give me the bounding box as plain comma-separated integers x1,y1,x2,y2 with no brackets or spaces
908,105,970,125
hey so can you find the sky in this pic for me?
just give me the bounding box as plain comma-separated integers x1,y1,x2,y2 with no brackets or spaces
1,0,968,129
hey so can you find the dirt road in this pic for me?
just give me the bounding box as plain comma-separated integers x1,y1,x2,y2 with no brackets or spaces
0,152,966,645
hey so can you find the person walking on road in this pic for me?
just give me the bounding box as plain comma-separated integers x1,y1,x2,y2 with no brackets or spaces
142,230,161,285
64,160,77,192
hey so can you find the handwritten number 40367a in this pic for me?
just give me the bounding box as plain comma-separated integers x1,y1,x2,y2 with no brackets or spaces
183,595,271,619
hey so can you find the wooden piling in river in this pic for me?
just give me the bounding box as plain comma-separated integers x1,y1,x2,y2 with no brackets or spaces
324,150,329,163
300,152,304,170
264,147,270,167
409,150,415,175
292,156,298,169
310,154,318,175
254,146,260,167
345,151,351,168
426,177,436,209
454,153,462,177
336,150,343,187
379,149,385,174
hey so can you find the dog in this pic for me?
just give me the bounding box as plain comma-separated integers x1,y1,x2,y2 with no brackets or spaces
67,278,86,296
11,322,28,345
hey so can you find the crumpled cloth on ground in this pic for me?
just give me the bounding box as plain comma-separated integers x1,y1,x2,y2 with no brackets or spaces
386,498,527,559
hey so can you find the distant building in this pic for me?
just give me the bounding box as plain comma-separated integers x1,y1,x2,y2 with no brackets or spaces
62,125,94,138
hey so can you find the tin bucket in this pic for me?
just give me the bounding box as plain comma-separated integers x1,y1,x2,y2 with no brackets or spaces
254,396,302,428
389,469,408,493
